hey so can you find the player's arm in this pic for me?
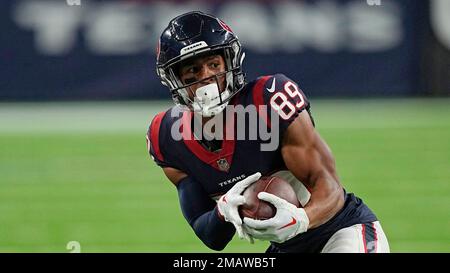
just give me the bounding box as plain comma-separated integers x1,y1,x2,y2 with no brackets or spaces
162,167,260,250
243,74,344,243
163,167,235,251
243,111,344,243
281,110,345,228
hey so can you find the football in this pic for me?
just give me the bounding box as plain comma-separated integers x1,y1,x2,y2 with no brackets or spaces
239,176,300,220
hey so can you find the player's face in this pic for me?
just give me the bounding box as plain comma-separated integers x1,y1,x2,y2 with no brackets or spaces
178,54,227,99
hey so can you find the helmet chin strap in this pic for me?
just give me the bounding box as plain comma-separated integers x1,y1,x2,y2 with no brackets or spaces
193,83,230,117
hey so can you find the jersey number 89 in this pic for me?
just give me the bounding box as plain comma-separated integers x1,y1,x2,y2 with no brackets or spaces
269,81,305,120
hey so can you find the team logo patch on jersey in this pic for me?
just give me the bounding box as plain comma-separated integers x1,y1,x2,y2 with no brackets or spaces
217,158,230,172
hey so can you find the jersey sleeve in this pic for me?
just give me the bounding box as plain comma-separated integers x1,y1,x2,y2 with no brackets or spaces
252,73,311,137
176,176,235,250
146,111,172,168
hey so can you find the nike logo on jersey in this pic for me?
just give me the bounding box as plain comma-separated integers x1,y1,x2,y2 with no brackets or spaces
266,78,276,93
278,217,297,230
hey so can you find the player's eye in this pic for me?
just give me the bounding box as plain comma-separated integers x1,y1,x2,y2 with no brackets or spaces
188,67,198,74
182,65,198,75
209,62,220,69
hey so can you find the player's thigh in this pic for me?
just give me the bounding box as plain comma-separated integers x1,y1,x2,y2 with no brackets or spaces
321,221,390,253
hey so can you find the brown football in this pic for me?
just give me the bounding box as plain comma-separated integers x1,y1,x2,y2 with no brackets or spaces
238,176,300,220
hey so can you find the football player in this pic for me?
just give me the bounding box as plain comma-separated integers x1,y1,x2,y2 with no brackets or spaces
147,11,390,253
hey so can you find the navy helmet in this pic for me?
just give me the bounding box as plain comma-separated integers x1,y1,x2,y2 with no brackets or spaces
156,11,246,116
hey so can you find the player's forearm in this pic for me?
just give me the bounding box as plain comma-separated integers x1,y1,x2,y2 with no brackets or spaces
190,206,236,251
304,173,344,229
176,176,235,251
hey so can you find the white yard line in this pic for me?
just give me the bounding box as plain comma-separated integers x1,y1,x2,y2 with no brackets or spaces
0,99,448,133
0,101,172,133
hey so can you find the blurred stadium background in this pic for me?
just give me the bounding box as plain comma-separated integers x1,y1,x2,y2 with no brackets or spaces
0,0,449,253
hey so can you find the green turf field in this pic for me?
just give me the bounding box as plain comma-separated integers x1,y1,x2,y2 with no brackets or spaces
0,99,449,252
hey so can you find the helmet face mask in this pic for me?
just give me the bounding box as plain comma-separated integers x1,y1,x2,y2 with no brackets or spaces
156,11,246,116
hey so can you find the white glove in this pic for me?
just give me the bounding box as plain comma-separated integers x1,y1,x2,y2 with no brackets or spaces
243,192,309,243
217,172,262,243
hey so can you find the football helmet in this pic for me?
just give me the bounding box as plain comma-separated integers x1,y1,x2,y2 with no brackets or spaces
156,11,246,116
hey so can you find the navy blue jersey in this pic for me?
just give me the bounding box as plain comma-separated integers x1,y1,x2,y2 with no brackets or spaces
147,74,377,252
